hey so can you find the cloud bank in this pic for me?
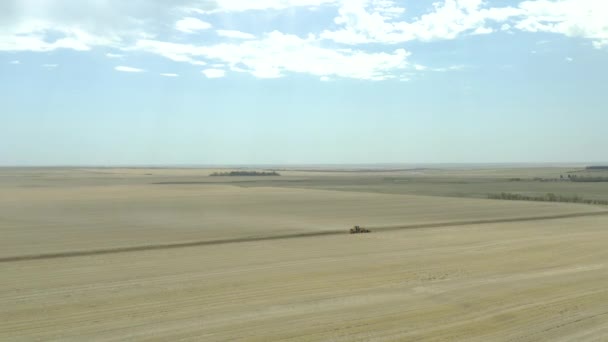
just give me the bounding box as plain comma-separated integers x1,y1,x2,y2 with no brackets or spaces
115,65,145,73
1,0,606,80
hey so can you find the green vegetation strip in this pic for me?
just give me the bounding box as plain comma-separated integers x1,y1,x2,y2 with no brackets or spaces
569,176,608,182
210,171,280,176
488,192,608,205
2,211,608,263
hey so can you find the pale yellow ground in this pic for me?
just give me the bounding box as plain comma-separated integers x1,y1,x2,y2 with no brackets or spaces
1,215,608,341
1,169,608,341
1,183,604,258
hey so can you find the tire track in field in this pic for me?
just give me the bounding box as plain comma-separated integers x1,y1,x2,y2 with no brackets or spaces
1,210,607,263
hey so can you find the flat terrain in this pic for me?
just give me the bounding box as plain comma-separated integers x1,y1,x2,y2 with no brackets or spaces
1,167,608,340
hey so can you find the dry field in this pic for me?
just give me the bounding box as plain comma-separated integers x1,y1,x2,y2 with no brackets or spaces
1,168,608,341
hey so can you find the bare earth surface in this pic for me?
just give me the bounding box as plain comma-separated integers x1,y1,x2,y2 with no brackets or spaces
1,183,604,258
1,168,608,341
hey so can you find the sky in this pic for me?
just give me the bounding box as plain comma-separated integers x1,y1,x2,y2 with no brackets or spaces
1,0,607,166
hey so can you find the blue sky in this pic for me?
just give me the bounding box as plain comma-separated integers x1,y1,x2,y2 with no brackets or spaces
1,0,607,165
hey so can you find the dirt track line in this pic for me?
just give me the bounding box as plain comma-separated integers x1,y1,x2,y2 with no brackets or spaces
1,211,607,263
373,210,608,232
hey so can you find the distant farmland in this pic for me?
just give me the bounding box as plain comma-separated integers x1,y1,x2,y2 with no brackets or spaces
210,170,280,176
1,167,608,341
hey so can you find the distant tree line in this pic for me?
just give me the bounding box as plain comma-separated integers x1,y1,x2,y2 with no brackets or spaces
567,175,608,182
487,192,608,205
503,170,608,183
209,171,280,177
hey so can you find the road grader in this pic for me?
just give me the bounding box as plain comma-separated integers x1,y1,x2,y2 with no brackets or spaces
350,225,371,234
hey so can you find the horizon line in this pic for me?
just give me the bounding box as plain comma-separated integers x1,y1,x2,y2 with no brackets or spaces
1,162,607,169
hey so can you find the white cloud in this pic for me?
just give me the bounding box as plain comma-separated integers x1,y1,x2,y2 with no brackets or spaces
319,0,608,49
105,53,124,58
175,17,212,33
131,40,207,66
0,27,104,52
160,73,179,77
321,0,522,44
1,0,607,55
202,68,226,78
115,65,144,73
9,60,20,64
430,64,466,72
516,0,608,49
135,31,412,80
216,30,256,40
42,63,58,68
593,40,608,49
472,27,494,35
565,57,573,62
2,0,608,82
188,0,340,13
0,1,157,52
320,76,331,81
